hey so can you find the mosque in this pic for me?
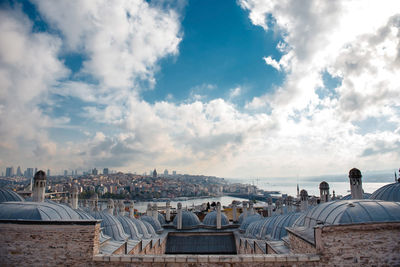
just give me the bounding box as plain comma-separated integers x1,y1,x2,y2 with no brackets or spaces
0,168,400,266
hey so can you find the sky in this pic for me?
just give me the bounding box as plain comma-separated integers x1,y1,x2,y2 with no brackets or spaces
0,0,399,178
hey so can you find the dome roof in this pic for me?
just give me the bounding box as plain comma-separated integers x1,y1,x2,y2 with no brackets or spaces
140,215,163,233
157,212,166,225
341,192,371,200
203,211,229,227
239,214,262,232
245,215,279,239
116,215,142,239
0,188,24,203
89,211,129,241
172,210,201,229
75,209,95,220
0,201,82,221
301,199,400,228
270,212,302,240
141,220,157,237
319,181,329,190
370,182,400,202
127,217,152,239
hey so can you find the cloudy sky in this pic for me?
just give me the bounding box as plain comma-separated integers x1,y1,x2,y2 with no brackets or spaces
0,0,399,177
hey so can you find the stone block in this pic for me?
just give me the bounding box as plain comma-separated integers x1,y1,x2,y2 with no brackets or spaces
153,256,165,263
165,255,176,262
197,255,209,263
208,255,220,262
252,255,265,262
110,256,121,262
175,255,187,263
142,256,154,262
187,256,198,263
240,255,253,262
121,256,132,262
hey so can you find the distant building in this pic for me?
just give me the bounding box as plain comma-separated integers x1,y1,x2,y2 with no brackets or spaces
26,168,34,178
164,169,168,176
64,170,68,176
92,168,98,175
103,168,109,175
47,169,50,177
153,169,157,178
173,170,177,176
16,166,22,176
6,167,14,177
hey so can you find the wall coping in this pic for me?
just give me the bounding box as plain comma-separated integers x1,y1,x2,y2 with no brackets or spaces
93,254,320,263
0,219,101,225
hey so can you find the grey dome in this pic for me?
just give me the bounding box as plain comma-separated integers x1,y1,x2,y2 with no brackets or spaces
341,192,371,200
270,212,302,240
370,182,400,202
128,217,152,239
301,199,400,228
203,211,229,227
172,210,201,229
239,214,262,232
75,209,95,220
89,211,129,241
0,188,24,203
140,215,163,233
116,215,142,239
244,215,279,239
141,220,157,237
158,212,166,225
0,201,81,221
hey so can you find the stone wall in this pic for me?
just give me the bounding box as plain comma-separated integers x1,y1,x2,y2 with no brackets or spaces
0,220,100,266
92,254,320,266
315,222,400,266
287,232,317,254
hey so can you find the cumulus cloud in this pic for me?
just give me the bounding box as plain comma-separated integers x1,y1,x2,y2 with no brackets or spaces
263,56,281,71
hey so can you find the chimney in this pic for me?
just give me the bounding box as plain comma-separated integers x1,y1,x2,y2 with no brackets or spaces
166,201,171,222
267,198,273,217
216,202,222,229
319,181,330,203
177,202,182,230
70,185,79,209
32,170,46,202
242,201,248,221
152,203,158,221
146,203,152,216
349,168,363,199
129,201,135,218
107,199,114,215
119,200,125,216
300,190,308,211
232,202,237,222
248,202,254,215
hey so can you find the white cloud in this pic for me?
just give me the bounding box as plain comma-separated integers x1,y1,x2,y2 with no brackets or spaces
263,56,281,71
229,87,241,99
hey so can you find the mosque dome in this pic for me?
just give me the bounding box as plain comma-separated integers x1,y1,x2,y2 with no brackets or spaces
239,214,262,232
244,215,279,239
116,216,142,239
0,188,24,203
172,210,201,229
319,181,329,190
341,192,371,200
298,199,400,228
128,217,152,239
0,201,81,221
140,215,163,233
157,212,166,225
75,209,95,220
369,182,400,202
270,212,302,240
349,168,362,178
141,220,157,237
89,211,130,241
203,211,229,227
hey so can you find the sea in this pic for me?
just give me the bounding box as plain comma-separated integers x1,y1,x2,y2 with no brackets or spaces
133,176,394,212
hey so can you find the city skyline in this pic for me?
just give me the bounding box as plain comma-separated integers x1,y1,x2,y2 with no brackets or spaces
1,0,400,178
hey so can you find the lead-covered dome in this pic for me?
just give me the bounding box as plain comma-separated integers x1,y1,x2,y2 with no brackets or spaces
341,192,371,200
140,215,163,233
203,211,229,227
239,214,262,232
369,182,400,202
299,199,400,228
173,210,201,229
89,211,129,241
0,201,81,220
0,188,24,203
116,215,142,239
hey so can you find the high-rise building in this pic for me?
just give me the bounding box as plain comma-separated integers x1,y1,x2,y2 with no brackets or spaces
47,169,50,177
16,166,22,176
6,167,14,177
153,169,157,178
164,169,169,176
172,170,177,176
103,168,109,175
64,170,68,176
26,168,34,178
34,168,37,175
92,168,98,175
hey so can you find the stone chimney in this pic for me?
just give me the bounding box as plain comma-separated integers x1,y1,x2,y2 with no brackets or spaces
300,190,308,211
267,198,273,217
119,200,125,216
70,185,79,209
129,201,135,218
166,201,171,222
32,170,46,202
107,199,114,215
152,204,158,221
232,202,237,222
146,203,152,216
216,202,222,229
286,196,293,213
177,202,182,230
248,202,254,215
349,168,363,199
319,181,330,203
242,201,248,221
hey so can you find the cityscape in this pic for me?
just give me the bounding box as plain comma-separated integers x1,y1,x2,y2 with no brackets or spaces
1,0,400,266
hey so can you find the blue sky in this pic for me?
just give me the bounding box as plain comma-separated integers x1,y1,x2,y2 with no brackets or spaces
0,0,400,177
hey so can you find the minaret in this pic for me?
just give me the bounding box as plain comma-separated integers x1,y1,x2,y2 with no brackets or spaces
32,170,46,202
232,202,237,222
177,202,182,230
319,181,330,203
107,199,114,215
300,189,308,211
129,201,135,218
70,185,79,209
166,201,171,222
216,202,222,229
349,168,363,199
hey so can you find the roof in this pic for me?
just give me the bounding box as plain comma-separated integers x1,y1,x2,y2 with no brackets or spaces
172,210,201,229
128,217,153,239
141,220,157,237
0,188,25,203
89,211,130,241
299,199,400,228
140,215,163,233
341,192,371,200
158,213,166,225
116,215,142,239
203,211,229,227
165,233,236,254
245,215,279,239
239,214,262,232
269,212,302,240
370,182,400,202
0,201,82,221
